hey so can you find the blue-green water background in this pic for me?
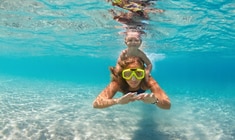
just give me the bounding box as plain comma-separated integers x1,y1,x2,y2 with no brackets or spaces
0,0,235,140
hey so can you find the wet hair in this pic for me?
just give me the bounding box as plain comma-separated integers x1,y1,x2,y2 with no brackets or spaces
110,56,148,94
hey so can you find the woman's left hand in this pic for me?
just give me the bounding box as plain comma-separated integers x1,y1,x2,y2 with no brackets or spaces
135,93,157,104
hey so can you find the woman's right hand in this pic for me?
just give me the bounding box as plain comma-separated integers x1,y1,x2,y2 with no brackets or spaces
134,93,157,104
117,92,136,104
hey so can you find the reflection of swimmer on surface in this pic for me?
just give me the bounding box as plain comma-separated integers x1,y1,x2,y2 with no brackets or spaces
108,0,164,29
109,9,149,26
107,0,164,17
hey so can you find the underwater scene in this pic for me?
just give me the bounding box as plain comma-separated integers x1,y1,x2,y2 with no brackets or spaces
0,0,235,140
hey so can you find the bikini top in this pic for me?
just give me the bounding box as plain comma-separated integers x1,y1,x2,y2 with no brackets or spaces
125,88,146,95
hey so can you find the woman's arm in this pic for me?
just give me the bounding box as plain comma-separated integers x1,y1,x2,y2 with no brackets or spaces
93,81,119,109
148,77,171,109
93,81,137,109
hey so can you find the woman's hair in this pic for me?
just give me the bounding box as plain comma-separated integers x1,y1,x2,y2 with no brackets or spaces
110,56,148,94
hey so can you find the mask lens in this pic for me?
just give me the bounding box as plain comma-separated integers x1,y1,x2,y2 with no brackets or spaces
122,69,145,80
123,71,132,78
134,69,145,79
135,70,144,77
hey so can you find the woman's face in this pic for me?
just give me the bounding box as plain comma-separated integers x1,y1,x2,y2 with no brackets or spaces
124,63,143,89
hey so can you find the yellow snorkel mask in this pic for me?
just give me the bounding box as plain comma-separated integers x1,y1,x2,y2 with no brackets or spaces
122,68,145,80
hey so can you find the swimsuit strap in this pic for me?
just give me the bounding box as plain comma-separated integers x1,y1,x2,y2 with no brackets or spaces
126,88,146,95
136,88,146,95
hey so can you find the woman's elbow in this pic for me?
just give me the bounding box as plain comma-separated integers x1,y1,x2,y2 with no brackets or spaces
93,100,105,109
163,98,171,109
93,101,99,108
157,101,171,110
164,102,171,109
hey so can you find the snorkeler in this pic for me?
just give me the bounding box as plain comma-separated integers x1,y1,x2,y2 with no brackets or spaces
93,56,171,109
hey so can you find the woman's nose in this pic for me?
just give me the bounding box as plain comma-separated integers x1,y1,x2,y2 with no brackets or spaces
131,76,137,81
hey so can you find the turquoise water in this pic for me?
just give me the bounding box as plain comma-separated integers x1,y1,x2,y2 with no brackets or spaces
0,0,235,140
